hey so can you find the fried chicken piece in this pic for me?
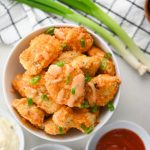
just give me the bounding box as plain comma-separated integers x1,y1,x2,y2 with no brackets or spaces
71,55,100,76
53,106,97,133
53,51,81,64
85,74,121,106
12,98,45,127
54,27,93,53
12,71,61,114
44,118,68,135
87,46,116,76
45,64,85,107
20,34,62,75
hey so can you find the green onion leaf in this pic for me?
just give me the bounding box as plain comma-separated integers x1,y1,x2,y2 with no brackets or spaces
58,127,63,134
85,74,91,82
80,100,90,108
28,98,33,106
71,87,76,95
41,94,49,100
56,61,65,67
100,58,108,71
66,74,71,84
80,124,93,134
107,101,115,111
46,27,55,35
62,43,67,50
80,37,85,47
104,52,112,59
90,105,99,113
30,75,41,85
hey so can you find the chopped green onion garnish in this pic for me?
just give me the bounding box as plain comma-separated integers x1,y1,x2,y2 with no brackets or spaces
85,74,91,82
41,94,49,100
100,58,108,71
62,43,67,50
30,75,41,85
90,105,99,113
80,37,85,48
56,61,65,67
66,75,71,84
28,98,33,106
104,52,112,59
80,100,90,108
71,87,76,95
107,101,115,111
58,127,63,134
80,124,93,134
46,27,55,35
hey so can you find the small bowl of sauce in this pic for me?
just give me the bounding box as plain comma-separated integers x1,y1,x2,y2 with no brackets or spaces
86,120,150,150
145,0,150,22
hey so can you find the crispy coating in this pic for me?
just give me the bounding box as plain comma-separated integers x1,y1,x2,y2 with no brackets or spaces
87,46,116,76
86,74,121,106
53,106,97,133
12,98,45,127
44,118,68,135
12,71,61,114
20,34,62,75
54,27,93,53
53,51,81,64
45,64,85,107
71,55,100,76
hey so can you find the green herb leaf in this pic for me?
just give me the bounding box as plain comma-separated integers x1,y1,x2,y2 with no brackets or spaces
46,27,55,35
90,105,99,113
104,52,112,59
80,124,93,134
80,37,85,47
107,101,115,111
71,87,76,95
28,98,33,106
58,127,63,134
30,75,41,85
41,94,49,100
85,74,91,82
100,58,108,71
80,100,90,108
66,74,71,84
62,43,67,50
56,61,65,67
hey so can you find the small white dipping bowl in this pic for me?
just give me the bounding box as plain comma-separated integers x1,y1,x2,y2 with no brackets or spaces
0,109,24,150
31,144,72,150
86,120,150,150
3,23,120,142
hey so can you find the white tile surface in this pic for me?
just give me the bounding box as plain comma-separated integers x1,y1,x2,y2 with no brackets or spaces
0,44,150,150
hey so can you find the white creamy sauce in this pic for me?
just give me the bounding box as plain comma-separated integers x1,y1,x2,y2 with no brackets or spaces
0,117,19,150
48,65,62,78
88,82,97,104
68,74,85,107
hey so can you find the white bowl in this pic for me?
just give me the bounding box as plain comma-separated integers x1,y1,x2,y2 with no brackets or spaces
0,109,24,150
86,120,150,150
3,23,120,142
31,144,72,150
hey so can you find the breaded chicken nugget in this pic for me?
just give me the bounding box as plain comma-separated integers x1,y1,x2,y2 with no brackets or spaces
53,51,81,64
44,118,68,135
12,98,45,127
53,106,96,133
45,64,85,107
54,27,93,53
12,71,61,114
20,34,62,75
87,46,116,76
71,55,100,76
85,74,121,106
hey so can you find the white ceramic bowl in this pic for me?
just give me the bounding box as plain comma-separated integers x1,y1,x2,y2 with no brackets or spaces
3,23,120,142
31,144,72,150
86,120,150,150
0,109,24,150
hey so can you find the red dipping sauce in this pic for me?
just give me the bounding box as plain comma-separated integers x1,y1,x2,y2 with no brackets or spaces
96,129,145,150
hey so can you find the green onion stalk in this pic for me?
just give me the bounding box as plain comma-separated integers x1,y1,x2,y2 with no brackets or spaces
16,0,147,75
60,0,150,72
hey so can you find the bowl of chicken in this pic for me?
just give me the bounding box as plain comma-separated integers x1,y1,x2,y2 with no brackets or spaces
3,24,121,142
